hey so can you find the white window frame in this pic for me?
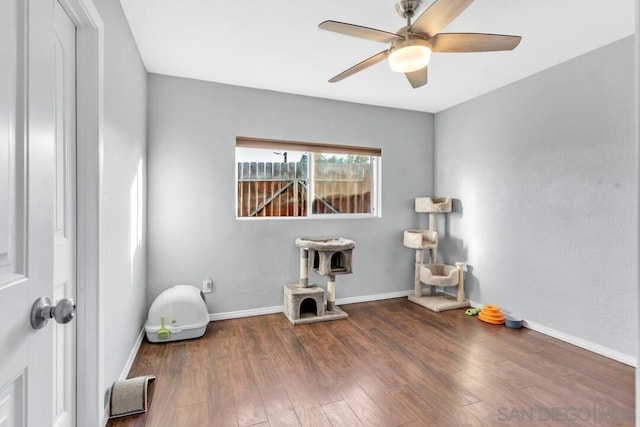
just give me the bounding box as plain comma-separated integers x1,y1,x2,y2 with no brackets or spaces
307,153,381,220
235,137,382,220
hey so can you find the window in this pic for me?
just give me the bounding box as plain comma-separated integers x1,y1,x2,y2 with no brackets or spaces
236,137,381,218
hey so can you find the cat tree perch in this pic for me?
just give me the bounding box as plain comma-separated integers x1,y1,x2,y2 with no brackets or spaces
404,197,469,312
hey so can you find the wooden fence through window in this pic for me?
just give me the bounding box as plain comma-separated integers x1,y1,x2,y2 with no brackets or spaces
237,161,371,217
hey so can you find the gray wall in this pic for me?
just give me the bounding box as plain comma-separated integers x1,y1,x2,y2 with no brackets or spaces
635,2,639,417
94,0,148,409
147,74,434,313
434,37,637,357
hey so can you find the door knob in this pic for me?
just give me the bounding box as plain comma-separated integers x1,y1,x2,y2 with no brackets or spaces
30,297,76,330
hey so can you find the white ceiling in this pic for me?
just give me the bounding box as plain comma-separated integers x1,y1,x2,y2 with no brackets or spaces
119,0,635,113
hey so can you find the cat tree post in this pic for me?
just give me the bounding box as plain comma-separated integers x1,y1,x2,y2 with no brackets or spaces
327,274,336,311
414,249,424,298
428,212,437,263
299,248,309,287
455,262,465,303
428,212,437,295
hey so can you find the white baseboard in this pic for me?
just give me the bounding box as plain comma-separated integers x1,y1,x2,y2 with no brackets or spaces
102,327,146,426
464,297,636,367
118,327,146,380
209,305,283,321
522,319,636,367
465,297,482,309
336,289,414,305
208,289,415,322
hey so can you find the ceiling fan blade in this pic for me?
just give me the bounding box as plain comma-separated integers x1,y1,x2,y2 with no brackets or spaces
319,20,403,43
431,33,522,52
405,67,428,89
329,50,390,83
410,0,474,38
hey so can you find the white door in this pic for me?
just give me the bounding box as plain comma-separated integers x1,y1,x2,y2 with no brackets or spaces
53,2,77,427
0,0,76,426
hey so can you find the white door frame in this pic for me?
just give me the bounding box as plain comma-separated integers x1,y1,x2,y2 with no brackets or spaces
54,0,103,425
635,0,639,425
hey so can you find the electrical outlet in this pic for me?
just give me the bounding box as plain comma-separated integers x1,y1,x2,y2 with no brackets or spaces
202,278,213,294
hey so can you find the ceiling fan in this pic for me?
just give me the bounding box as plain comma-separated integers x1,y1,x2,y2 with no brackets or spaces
318,0,522,88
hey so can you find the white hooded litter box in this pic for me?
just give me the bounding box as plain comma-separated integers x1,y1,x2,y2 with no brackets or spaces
145,285,209,343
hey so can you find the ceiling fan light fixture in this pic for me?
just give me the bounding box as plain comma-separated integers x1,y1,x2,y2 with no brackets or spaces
388,39,432,73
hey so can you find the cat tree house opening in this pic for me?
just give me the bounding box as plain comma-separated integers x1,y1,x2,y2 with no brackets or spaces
300,298,318,317
404,197,470,312
283,237,355,325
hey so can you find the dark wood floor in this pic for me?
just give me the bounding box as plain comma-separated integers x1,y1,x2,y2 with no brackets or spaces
108,298,635,426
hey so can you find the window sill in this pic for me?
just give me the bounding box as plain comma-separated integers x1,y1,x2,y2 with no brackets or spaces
236,213,381,220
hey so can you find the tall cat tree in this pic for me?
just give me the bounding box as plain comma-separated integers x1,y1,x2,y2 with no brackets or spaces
403,197,469,312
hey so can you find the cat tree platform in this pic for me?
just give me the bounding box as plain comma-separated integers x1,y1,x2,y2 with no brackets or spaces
408,295,470,312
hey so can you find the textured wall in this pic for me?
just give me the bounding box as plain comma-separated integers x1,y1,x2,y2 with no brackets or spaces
434,37,637,358
147,74,434,314
94,0,148,409
635,0,639,414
